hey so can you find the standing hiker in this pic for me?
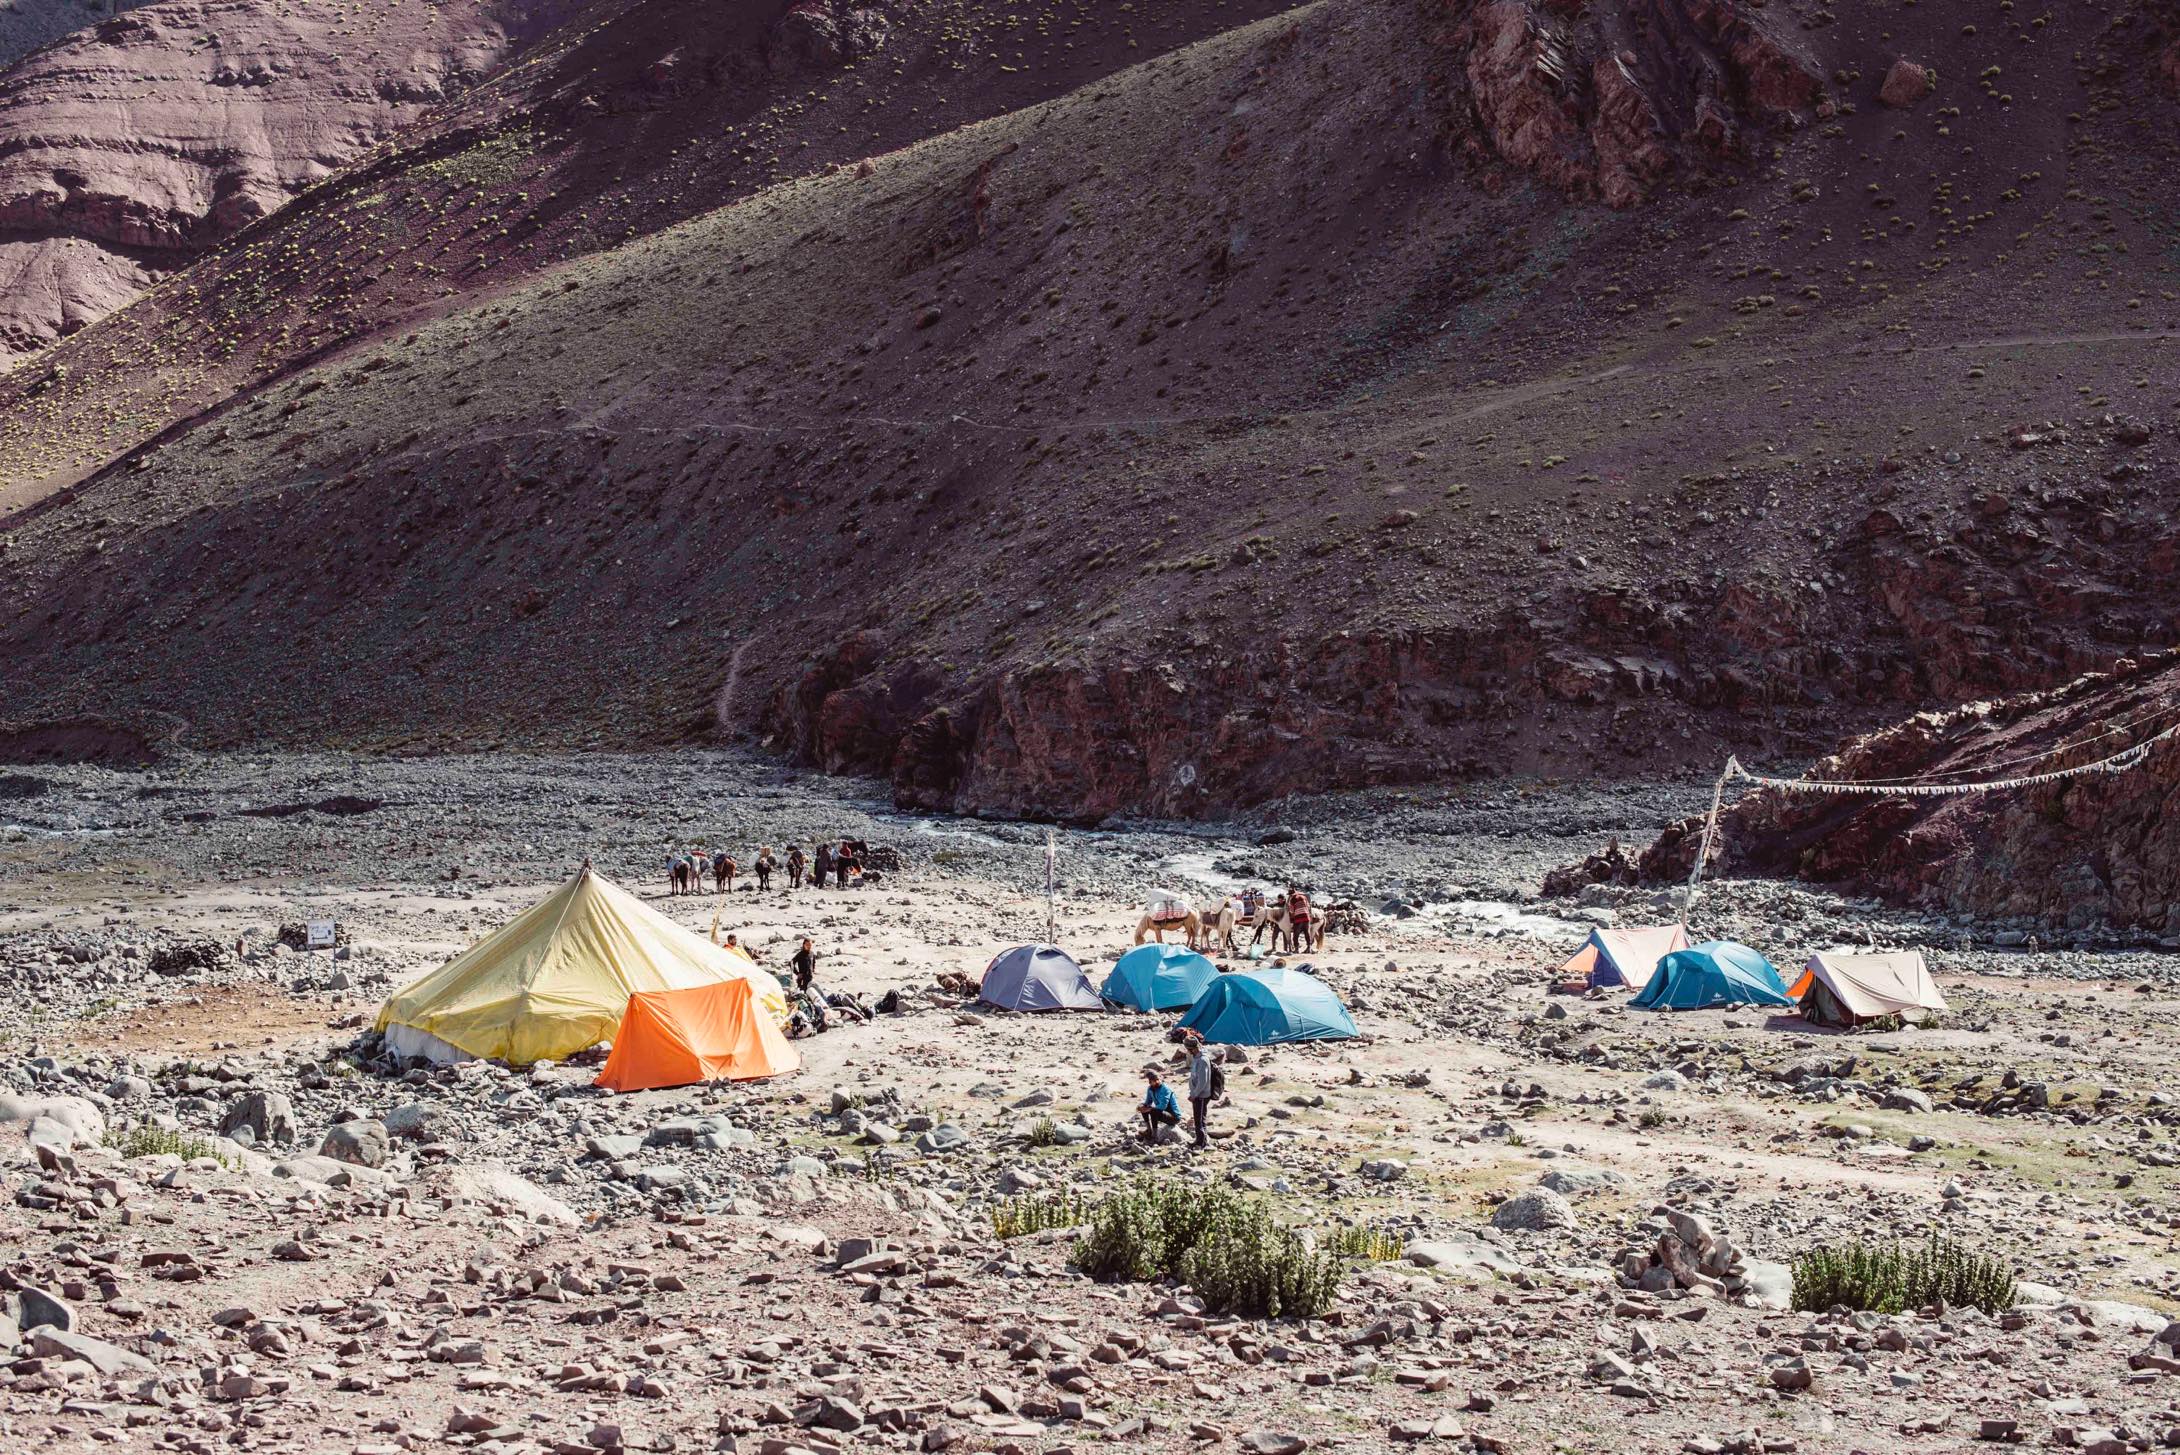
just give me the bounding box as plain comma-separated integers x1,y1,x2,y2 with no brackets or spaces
1186,1033,1217,1149
790,937,819,994
787,844,806,890
813,841,834,890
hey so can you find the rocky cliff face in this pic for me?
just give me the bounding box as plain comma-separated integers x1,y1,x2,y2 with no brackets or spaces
1608,653,2180,932
0,0,580,360
1434,0,1824,207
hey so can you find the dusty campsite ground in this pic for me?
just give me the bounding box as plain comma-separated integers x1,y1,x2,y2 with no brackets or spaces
2,752,2178,1455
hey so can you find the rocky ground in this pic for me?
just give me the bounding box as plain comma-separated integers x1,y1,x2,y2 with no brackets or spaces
3,750,2179,1454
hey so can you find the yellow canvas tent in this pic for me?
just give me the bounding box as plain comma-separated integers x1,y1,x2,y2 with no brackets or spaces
1788,951,1947,1027
374,867,789,1064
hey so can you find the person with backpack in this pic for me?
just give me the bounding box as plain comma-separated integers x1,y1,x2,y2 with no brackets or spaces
1185,1032,1219,1149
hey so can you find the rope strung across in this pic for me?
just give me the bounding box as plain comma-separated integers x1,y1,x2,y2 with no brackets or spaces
1681,714,2180,920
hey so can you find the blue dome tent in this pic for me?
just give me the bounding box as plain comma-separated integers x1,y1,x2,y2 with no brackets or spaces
1175,967,1358,1045
977,945,1100,1012
1629,940,1793,1012
1101,944,1218,1012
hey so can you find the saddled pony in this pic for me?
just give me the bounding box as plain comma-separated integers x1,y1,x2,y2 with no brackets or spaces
1191,898,1239,955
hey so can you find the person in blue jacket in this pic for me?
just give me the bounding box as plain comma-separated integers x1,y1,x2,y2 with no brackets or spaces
1138,1068,1181,1143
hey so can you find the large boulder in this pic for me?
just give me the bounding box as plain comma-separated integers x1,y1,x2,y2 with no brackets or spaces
1491,1188,1577,1233
0,1093,104,1148
29,1326,154,1376
320,1119,390,1169
1878,59,1933,108
218,1090,296,1147
436,1165,578,1227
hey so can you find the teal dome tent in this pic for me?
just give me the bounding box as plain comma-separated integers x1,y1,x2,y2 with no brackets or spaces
1102,944,1218,1012
1629,940,1793,1012
1176,967,1358,1045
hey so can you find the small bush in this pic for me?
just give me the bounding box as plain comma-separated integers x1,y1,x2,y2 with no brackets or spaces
1791,1234,2016,1315
1326,1223,1405,1263
103,1124,226,1164
992,1190,1093,1240
1071,1178,1343,1318
1638,1108,1668,1129
1027,1117,1062,1148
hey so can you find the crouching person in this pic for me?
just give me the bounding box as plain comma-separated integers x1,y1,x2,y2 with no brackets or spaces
1139,1068,1181,1144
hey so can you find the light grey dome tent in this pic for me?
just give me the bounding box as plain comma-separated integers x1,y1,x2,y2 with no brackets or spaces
977,944,1100,1012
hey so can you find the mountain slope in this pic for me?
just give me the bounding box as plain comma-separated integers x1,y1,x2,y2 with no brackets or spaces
1,0,2178,821
0,0,591,361
0,0,1305,485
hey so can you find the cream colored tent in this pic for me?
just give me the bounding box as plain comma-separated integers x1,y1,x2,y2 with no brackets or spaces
374,867,790,1064
1789,951,1946,1027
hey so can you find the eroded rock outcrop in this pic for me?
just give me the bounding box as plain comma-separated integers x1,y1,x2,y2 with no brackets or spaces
1435,0,1825,206
1626,653,2180,931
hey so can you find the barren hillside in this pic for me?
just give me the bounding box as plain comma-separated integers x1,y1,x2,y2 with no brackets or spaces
1,0,2178,820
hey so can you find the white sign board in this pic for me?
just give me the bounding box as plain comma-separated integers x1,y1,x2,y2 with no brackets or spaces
305,920,336,950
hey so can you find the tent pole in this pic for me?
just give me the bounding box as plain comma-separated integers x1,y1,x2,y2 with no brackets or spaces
1045,828,1057,945
1682,758,1737,930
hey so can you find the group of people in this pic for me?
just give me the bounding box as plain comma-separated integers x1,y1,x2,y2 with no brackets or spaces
667,840,875,897
1139,1030,1221,1149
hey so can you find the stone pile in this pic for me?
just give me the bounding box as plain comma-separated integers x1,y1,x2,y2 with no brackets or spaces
1616,1207,1791,1309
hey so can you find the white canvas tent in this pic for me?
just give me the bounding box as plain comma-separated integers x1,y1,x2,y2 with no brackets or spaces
1790,951,1946,1026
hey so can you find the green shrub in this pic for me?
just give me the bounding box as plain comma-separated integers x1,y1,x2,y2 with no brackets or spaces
992,1189,1093,1239
102,1123,226,1164
1638,1108,1668,1129
1791,1234,2016,1315
1070,1178,1343,1318
1326,1223,1406,1263
1027,1117,1063,1148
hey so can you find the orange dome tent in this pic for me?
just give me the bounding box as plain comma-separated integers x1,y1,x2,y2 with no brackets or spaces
595,978,800,1093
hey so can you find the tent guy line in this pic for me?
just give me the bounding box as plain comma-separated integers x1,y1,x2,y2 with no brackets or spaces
1683,714,2179,921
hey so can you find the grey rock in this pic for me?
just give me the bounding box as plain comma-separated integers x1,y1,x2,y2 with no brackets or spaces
320,1119,390,1168
29,1327,154,1376
1405,1239,1522,1279
1538,1167,1626,1197
17,1283,73,1333
218,1090,296,1147
1491,1188,1576,1233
